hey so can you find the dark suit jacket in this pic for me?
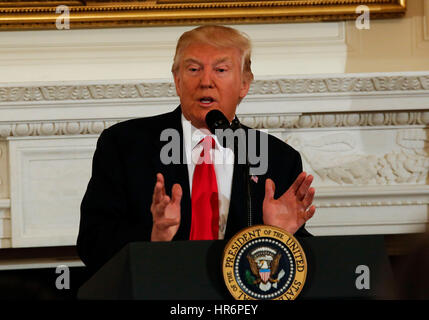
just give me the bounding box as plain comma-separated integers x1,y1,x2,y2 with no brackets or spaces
77,106,311,272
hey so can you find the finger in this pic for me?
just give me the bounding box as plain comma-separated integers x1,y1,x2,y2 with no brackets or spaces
157,173,166,197
305,206,316,221
265,178,275,200
155,173,167,202
157,195,170,214
153,180,163,204
289,172,307,194
297,175,314,200
152,191,170,211
302,187,315,208
171,183,183,205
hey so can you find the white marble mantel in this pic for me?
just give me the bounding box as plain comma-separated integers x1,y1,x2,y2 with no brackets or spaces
0,71,428,250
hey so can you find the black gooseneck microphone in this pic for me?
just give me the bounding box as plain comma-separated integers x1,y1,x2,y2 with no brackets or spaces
205,109,231,133
205,109,253,227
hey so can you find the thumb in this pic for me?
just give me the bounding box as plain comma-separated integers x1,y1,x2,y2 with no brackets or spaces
265,178,275,200
171,183,183,205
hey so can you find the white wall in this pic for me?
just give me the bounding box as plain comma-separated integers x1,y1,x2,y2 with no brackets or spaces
0,22,346,83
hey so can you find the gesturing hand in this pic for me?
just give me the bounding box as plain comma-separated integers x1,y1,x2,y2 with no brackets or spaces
262,172,316,235
150,173,182,242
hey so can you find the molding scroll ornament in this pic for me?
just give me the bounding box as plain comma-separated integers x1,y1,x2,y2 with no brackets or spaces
1,75,429,103
240,111,429,129
0,111,427,138
0,121,122,138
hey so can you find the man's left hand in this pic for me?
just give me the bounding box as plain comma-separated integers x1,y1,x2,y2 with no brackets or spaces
262,172,316,234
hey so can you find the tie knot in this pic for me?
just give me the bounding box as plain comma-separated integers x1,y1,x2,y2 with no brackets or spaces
200,136,216,149
197,136,216,163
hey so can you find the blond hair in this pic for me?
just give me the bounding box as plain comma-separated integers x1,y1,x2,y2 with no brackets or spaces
171,25,254,84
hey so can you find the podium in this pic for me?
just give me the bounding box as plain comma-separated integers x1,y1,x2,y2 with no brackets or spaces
77,235,396,300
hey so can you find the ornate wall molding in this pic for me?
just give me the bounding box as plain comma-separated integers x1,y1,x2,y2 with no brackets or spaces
314,185,429,208
1,73,429,103
1,72,429,123
0,72,429,136
241,111,429,129
0,120,121,138
285,128,429,186
0,110,427,138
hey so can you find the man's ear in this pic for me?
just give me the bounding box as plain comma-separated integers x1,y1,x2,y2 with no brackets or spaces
239,79,251,99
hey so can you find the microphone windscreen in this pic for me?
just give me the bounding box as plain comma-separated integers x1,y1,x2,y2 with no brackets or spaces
205,109,231,134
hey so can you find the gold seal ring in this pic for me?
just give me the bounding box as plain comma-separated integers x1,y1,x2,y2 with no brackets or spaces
222,225,307,300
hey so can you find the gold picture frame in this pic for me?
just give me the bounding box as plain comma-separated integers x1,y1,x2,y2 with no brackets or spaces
0,0,406,31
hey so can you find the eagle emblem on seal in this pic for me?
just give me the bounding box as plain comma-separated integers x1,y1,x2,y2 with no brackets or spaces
246,247,284,291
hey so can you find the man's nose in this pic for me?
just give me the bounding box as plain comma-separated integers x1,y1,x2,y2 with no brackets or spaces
199,70,214,88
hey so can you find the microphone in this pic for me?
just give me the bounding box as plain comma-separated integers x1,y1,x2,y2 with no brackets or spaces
205,109,231,134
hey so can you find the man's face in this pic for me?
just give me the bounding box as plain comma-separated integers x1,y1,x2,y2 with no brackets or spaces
173,43,250,129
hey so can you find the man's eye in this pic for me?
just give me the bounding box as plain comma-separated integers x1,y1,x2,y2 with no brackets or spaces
217,68,227,73
188,67,199,72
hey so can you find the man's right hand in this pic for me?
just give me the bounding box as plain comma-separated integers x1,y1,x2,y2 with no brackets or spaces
150,173,182,241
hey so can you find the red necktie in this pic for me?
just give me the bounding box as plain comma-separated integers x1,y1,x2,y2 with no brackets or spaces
189,136,219,240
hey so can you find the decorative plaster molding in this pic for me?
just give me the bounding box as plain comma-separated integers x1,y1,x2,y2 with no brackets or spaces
241,111,429,129
0,120,121,138
0,110,427,138
311,183,429,208
1,72,429,122
1,74,429,103
286,129,429,185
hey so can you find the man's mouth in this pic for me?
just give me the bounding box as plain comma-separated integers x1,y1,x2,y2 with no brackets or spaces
199,96,215,105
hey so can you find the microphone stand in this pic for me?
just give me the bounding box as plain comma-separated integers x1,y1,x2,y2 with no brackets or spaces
206,110,253,228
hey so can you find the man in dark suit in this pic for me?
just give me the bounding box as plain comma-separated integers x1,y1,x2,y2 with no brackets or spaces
77,25,316,272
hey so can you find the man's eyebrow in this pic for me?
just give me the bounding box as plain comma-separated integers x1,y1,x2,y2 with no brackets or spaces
213,57,232,65
183,58,202,65
183,57,233,66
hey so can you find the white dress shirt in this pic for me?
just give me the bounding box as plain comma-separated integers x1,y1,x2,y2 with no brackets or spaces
181,114,235,239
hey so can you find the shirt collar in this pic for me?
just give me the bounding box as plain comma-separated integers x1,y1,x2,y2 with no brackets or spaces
181,113,223,151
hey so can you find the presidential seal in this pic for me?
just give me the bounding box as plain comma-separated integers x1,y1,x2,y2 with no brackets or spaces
222,225,307,300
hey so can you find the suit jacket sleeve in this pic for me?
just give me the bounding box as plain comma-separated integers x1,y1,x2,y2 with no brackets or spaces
77,128,152,272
